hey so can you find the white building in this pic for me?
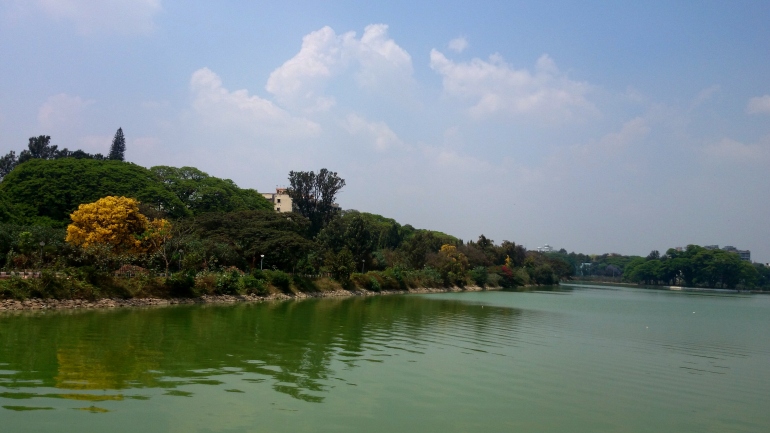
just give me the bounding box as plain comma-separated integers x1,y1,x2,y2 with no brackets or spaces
261,188,292,213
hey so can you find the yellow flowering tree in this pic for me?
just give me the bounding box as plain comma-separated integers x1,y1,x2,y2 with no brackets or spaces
433,244,469,286
66,196,171,259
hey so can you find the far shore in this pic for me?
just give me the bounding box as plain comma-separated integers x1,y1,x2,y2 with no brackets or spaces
0,285,500,313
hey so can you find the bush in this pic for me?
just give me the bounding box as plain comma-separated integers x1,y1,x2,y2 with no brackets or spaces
239,275,268,296
0,277,31,300
265,270,291,293
531,264,557,285
166,272,196,298
470,266,488,287
486,272,502,287
215,270,242,295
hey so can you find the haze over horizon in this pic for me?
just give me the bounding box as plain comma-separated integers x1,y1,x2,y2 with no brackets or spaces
1,1,768,262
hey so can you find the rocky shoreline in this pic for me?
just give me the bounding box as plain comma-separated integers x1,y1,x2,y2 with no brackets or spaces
0,285,494,312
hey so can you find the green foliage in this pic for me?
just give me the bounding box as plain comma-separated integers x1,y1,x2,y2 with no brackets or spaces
622,244,759,289
184,210,314,272
166,272,196,297
0,158,187,223
150,166,271,215
109,128,126,161
0,151,17,181
215,269,243,295
287,168,345,235
264,269,291,292
324,248,355,282
239,275,268,295
470,266,488,287
530,264,558,285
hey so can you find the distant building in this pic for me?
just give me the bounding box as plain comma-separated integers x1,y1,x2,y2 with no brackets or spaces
261,188,292,213
537,244,554,253
702,245,751,262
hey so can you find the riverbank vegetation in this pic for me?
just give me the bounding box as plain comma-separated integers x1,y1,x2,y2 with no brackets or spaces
0,135,571,301
2,134,766,301
542,247,768,290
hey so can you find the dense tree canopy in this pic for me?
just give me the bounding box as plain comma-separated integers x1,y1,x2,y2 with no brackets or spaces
182,210,315,272
621,245,759,289
0,158,187,224
150,166,272,215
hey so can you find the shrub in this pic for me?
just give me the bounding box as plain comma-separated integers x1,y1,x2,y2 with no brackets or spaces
0,277,31,300
470,266,488,287
368,277,382,292
265,270,291,293
486,272,502,287
166,272,196,298
215,269,242,295
239,275,268,296
194,272,217,294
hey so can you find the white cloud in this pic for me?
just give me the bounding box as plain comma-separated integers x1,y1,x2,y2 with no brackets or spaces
190,68,320,139
690,84,720,109
570,117,650,162
31,0,161,35
429,50,597,123
37,93,94,131
703,136,770,164
344,114,405,151
266,24,413,111
448,37,468,53
746,95,770,115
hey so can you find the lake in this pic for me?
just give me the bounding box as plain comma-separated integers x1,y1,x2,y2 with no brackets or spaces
1,284,769,432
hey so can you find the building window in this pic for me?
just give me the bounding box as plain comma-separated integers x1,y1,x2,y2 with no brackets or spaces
277,198,281,203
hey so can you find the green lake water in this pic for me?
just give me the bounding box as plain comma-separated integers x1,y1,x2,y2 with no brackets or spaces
1,284,769,432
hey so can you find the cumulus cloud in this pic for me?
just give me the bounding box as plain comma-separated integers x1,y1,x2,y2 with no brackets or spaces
30,0,162,35
266,24,413,111
344,114,405,151
190,68,320,139
448,37,468,53
429,50,597,122
38,93,94,131
746,95,770,115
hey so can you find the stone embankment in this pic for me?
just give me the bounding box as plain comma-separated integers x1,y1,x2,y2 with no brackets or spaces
0,286,491,312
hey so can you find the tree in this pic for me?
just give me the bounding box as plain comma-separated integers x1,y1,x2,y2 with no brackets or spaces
0,158,188,224
287,168,345,235
150,166,271,215
432,244,469,285
66,196,166,256
109,128,126,161
0,151,17,181
140,218,174,274
184,210,314,272
18,136,58,164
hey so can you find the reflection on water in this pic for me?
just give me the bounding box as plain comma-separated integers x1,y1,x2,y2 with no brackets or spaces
1,287,769,433
0,296,528,404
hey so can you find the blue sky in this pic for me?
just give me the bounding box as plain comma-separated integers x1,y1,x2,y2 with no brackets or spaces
1,0,769,261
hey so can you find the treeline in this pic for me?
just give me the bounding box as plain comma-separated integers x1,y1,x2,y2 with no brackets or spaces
541,246,768,290
0,143,573,300
623,246,766,290
0,130,126,181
